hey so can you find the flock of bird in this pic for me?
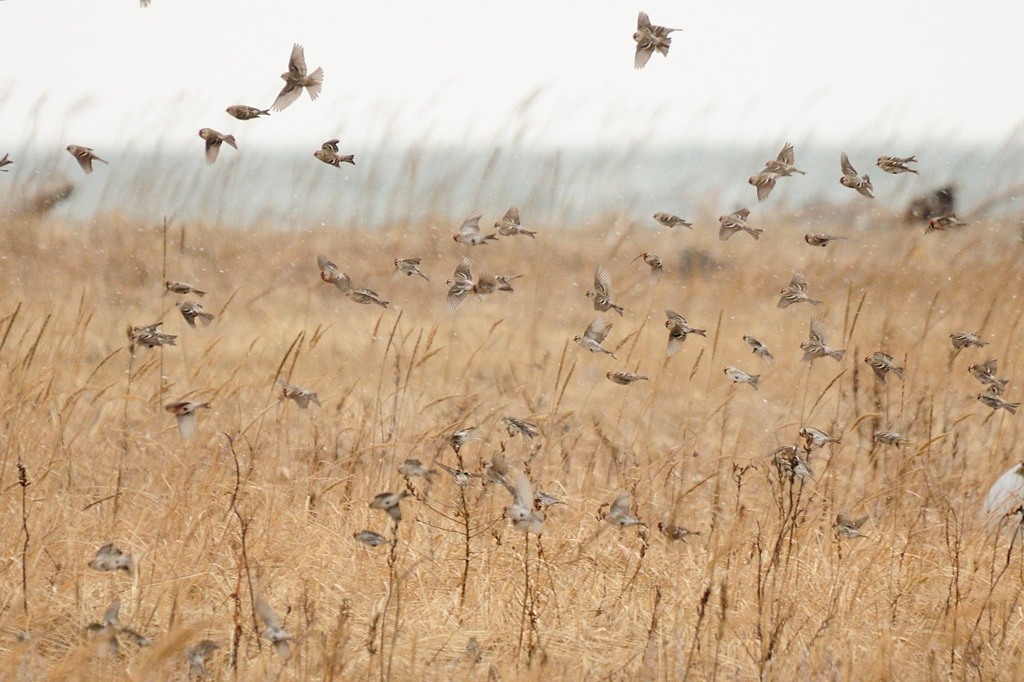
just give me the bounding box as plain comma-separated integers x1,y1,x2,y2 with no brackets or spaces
4,9,1019,672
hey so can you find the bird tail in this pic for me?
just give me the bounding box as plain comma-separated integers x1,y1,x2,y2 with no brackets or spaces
306,68,324,100
223,135,237,150
694,329,707,337
746,225,765,240
749,375,760,390
523,230,537,238
1008,402,1021,414
339,155,355,165
828,349,846,361
810,298,822,305
612,303,624,316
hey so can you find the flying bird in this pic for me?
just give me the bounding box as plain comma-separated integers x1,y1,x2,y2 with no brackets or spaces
198,128,237,165
925,215,968,233
604,490,644,527
833,514,869,539
968,358,1010,394
864,352,904,384
743,335,774,365
633,11,680,70
665,310,706,356
748,171,778,202
446,258,475,312
0,153,11,172
175,300,214,328
586,266,624,315
606,370,649,385
272,43,324,112
127,322,176,354
652,212,692,229
724,366,759,390
165,280,206,296
494,206,536,238
348,288,389,308
839,152,874,199
804,233,847,247
718,208,763,240
66,145,108,174
370,491,409,522
504,471,545,535
635,252,663,284
89,543,133,572
165,400,211,439
254,597,292,658
574,317,616,358
394,257,429,280
398,459,436,478
873,431,909,445
277,378,321,408
502,416,540,441
453,212,498,245
314,139,355,167
777,272,821,309
801,317,845,362
226,105,270,120
762,142,806,176
448,426,482,454
354,530,388,547
798,427,840,451
950,331,987,350
876,155,917,175
978,391,1020,414
317,255,353,292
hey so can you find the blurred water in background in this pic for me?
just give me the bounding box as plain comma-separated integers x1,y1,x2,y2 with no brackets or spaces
2,142,1022,229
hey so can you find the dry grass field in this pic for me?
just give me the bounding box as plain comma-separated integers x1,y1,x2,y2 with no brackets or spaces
2,204,1024,680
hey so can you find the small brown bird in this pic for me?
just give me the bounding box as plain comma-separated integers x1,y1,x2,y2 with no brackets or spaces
801,317,845,362
658,521,700,542
798,427,840,451
446,258,475,312
634,252,663,284
665,310,706,356
254,597,292,658
804,233,847,247
437,462,483,488
839,152,874,199
864,352,904,384
353,530,388,547
165,400,211,439
950,331,987,350
277,378,321,408
398,458,436,478
226,105,270,120
89,542,133,572
770,445,814,481
448,426,482,454
348,288,389,308
777,272,821,308
494,206,536,238
504,471,545,535
969,358,1009,394
652,212,693,229
606,370,649,385
925,214,968,233
127,322,177,353
502,416,540,441
0,152,11,172
876,155,917,175
370,491,409,522
317,255,353,291
494,274,521,292
575,317,616,358
724,365,759,390
165,280,206,296
743,335,774,365
314,139,355,167
833,514,869,539
198,128,237,165
453,212,498,245
748,171,778,202
633,11,680,70
394,257,429,280
586,266,624,315
176,300,214,328
604,490,644,527
66,145,108,174
272,43,324,112
763,142,806,176
978,391,1020,414
718,208,763,240
872,430,909,445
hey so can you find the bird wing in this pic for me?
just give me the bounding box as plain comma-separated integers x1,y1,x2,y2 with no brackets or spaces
790,272,808,291
594,266,612,297
637,11,652,30
321,139,340,152
176,411,196,439
585,317,612,343
512,471,534,509
501,206,520,226
204,138,221,164
453,257,473,281
809,317,828,345
254,597,281,630
777,142,795,166
611,491,631,518
734,208,751,221
271,83,303,112
459,212,483,235
634,45,654,70
840,152,857,177
288,43,307,76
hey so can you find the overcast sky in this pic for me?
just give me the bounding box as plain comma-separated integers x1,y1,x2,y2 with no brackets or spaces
0,1,1020,153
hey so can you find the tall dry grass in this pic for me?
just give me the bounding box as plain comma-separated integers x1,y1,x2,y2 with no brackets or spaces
1,204,1024,680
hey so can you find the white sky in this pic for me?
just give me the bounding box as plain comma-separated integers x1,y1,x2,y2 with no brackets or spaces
0,1,1020,152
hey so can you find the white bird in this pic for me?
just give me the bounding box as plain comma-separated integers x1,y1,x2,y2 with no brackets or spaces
985,462,1024,521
